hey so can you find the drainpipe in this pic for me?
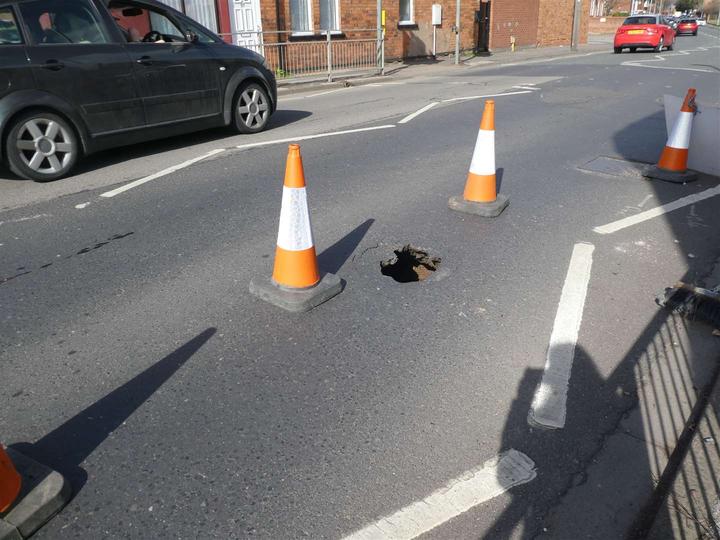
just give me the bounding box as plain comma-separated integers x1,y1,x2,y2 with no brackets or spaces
571,0,582,51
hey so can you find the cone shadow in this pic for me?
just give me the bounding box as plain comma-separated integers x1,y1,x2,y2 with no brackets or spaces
317,219,375,275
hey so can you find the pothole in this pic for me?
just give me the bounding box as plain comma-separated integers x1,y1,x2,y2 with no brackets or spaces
380,245,441,283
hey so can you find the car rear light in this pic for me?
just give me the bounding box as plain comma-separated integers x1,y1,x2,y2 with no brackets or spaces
646,27,658,33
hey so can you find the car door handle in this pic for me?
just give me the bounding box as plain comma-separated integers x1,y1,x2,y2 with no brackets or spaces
41,59,64,71
136,56,153,66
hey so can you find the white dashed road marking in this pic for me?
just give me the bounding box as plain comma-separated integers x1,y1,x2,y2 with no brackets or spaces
442,90,534,102
593,185,720,235
342,449,537,540
529,242,595,430
398,102,439,124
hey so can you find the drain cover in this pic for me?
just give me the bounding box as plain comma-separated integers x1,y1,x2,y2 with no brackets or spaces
381,245,441,283
578,156,648,179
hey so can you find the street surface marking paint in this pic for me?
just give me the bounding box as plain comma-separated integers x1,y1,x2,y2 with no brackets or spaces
0,213,50,226
512,85,541,91
100,149,225,198
442,90,533,103
342,449,537,540
593,185,720,235
366,82,406,87
304,88,348,98
622,46,720,73
75,202,90,209
529,242,595,430
234,125,396,150
398,102,439,124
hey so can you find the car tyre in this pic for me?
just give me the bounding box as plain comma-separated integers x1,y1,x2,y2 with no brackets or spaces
667,42,673,50
614,46,622,53
629,47,637,52
5,111,78,182
693,31,697,36
654,37,664,52
233,82,271,134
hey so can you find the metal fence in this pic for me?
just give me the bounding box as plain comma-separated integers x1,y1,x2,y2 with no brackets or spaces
220,29,384,82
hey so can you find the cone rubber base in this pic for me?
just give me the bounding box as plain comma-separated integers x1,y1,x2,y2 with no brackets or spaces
249,273,343,312
448,194,509,217
0,449,71,540
643,165,698,184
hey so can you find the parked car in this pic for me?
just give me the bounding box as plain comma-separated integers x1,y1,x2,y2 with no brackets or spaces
697,18,706,26
614,14,676,54
676,18,699,34
0,0,277,181
664,16,679,31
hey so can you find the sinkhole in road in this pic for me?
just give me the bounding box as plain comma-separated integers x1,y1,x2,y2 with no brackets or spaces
380,245,441,283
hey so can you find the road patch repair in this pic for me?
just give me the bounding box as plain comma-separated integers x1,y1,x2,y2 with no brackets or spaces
0,446,71,540
342,449,537,540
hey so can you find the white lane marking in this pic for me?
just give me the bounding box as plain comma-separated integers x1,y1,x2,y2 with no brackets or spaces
638,194,654,208
365,82,406,87
100,149,225,198
304,88,348,98
398,102,439,124
529,242,595,430
622,45,720,73
593,185,720,235
442,90,533,103
0,213,51,226
234,125,396,151
512,85,541,91
75,202,90,209
493,50,607,67
342,449,537,540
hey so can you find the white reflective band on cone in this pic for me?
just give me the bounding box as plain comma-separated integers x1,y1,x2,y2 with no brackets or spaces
469,130,496,176
666,111,693,149
276,187,314,251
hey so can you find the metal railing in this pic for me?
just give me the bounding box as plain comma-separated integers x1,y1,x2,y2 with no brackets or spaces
219,29,384,82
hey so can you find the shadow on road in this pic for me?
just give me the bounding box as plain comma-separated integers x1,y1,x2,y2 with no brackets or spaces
317,219,375,275
10,328,216,495
484,108,720,538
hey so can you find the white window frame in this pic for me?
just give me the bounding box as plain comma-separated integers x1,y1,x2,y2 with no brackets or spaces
319,0,341,33
290,0,314,36
398,0,414,25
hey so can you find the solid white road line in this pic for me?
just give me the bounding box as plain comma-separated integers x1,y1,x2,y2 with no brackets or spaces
235,125,396,150
593,185,720,235
529,242,595,430
512,85,541,91
442,90,533,103
398,102,439,124
100,149,225,198
342,449,537,540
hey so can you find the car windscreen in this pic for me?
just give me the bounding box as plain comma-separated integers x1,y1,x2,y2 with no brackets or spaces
679,19,695,23
623,16,657,25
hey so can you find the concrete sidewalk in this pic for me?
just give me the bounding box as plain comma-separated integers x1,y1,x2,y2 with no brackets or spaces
277,37,614,97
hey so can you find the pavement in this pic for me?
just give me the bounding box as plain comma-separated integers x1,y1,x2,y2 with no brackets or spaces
1,26,720,540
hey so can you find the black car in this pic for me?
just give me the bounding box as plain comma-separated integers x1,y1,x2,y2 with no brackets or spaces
0,0,277,181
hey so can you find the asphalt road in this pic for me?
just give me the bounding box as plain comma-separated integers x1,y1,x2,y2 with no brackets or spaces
2,28,720,539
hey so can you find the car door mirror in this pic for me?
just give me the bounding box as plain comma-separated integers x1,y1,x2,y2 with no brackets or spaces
185,30,198,43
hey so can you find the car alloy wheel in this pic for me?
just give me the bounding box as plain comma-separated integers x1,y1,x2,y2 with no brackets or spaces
655,37,664,52
236,84,270,133
6,112,78,181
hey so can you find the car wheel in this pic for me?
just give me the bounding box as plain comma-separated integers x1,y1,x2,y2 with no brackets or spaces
614,46,622,54
233,82,271,134
5,111,78,182
655,37,664,52
667,42,673,51
629,47,637,52
693,31,697,36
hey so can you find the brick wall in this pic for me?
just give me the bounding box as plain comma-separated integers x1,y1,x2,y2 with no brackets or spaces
489,0,540,49
537,0,589,47
589,15,625,33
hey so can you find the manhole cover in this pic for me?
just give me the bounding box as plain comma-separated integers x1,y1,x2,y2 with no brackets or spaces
380,245,441,283
578,156,648,179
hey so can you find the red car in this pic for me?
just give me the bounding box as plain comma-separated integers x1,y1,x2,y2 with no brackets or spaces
676,18,699,35
614,15,675,53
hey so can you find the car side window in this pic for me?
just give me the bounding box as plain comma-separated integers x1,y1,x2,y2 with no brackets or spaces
0,7,23,44
19,0,109,45
108,2,185,43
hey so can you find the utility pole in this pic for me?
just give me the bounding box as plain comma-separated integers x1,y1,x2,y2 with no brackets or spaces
571,0,582,51
377,0,382,72
454,0,461,64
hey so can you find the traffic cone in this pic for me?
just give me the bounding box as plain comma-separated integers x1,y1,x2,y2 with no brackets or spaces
0,445,21,512
644,88,698,183
449,99,509,217
249,144,342,312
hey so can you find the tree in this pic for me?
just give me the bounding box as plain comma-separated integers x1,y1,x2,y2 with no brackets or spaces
675,0,700,12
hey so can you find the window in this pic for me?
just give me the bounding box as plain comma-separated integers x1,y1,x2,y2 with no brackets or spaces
290,0,312,34
399,0,413,24
157,0,219,33
19,0,109,44
320,0,340,32
108,2,185,43
0,7,22,44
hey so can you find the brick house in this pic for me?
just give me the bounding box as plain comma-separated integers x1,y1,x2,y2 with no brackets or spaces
158,0,590,61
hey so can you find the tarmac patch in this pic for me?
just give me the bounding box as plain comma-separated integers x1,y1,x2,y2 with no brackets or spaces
578,156,648,179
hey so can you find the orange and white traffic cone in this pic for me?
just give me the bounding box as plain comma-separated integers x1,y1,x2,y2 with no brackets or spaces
645,88,698,183
249,144,342,312
449,99,509,217
0,444,21,513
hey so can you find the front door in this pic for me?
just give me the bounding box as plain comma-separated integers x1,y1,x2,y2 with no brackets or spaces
18,0,145,136
229,0,262,52
110,1,221,126
476,1,491,53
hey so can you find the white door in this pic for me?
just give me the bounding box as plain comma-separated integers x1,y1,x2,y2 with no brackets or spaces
229,0,262,52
